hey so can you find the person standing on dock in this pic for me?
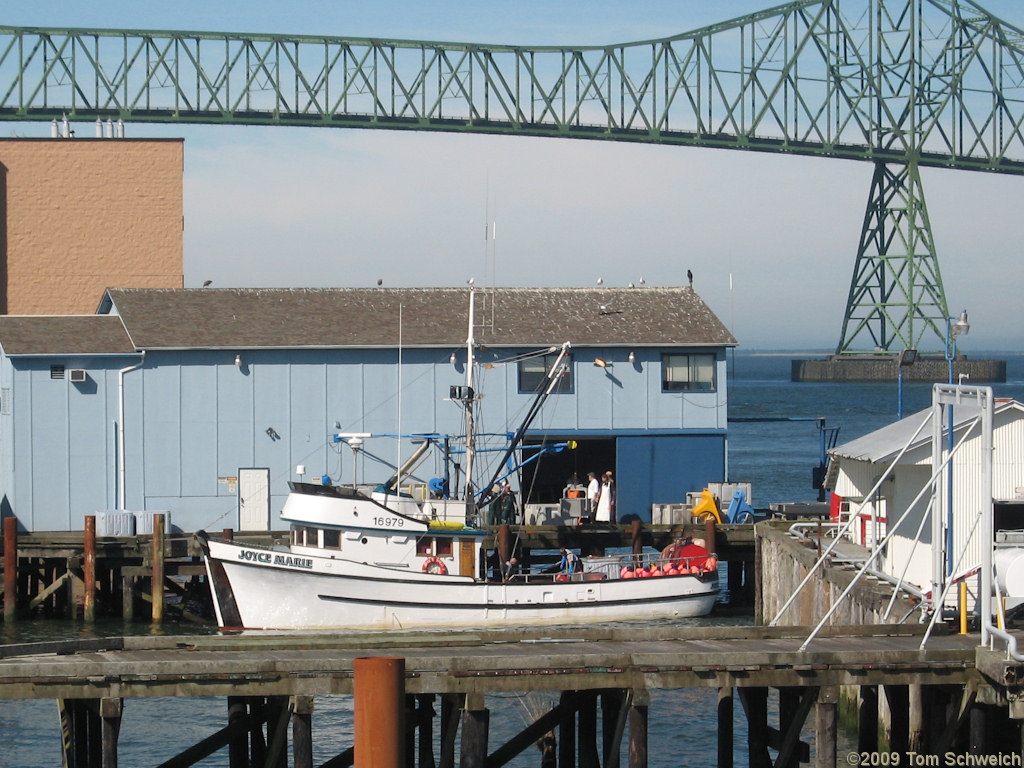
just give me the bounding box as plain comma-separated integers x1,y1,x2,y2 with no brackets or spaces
586,471,599,517
595,471,616,524
496,481,517,524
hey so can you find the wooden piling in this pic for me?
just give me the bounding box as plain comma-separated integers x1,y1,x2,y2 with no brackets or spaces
65,555,77,619
777,687,802,768
740,687,770,768
884,685,909,755
628,691,649,768
579,690,600,768
100,697,122,768
970,703,989,755
151,513,165,624
718,686,734,768
439,693,459,768
265,696,290,768
857,685,878,753
601,689,629,768
227,696,249,768
122,572,135,621
354,656,405,768
908,684,924,753
498,524,511,565
816,687,838,768
4,516,17,623
292,695,313,768
59,698,103,768
559,690,577,768
84,516,96,623
704,517,717,553
460,693,488,768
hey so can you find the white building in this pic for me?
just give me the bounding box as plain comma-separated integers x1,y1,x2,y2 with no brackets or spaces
825,396,1024,605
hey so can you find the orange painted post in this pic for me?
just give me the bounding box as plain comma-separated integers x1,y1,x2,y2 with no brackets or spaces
354,657,405,768
3,517,16,623
704,517,717,554
151,513,165,624
498,524,511,565
84,516,96,623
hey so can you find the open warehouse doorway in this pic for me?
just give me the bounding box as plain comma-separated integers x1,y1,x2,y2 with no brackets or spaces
519,437,616,505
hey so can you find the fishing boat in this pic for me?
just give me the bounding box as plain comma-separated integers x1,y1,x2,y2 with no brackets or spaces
199,290,718,630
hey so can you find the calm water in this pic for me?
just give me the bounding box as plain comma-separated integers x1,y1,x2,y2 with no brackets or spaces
2,350,1022,766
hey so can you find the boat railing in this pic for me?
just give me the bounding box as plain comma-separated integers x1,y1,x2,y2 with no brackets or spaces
207,533,282,553
625,551,718,575
501,571,608,585
501,550,717,583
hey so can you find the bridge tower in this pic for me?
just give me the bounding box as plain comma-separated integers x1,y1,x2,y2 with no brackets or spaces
836,161,947,356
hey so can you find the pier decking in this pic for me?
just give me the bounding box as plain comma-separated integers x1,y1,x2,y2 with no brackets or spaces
1,623,1015,768
0,624,979,700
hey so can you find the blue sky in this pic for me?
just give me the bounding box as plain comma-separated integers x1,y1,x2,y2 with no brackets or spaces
5,1,1024,351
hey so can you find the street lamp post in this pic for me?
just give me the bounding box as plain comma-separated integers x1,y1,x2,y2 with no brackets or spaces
896,348,917,420
945,310,970,386
944,310,970,578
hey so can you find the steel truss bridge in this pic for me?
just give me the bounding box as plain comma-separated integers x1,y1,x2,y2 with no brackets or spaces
1,0,1022,355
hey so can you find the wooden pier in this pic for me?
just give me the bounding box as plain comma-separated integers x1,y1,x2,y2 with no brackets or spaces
1,623,1020,768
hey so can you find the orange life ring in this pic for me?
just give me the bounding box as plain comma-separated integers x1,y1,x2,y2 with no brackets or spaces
422,557,448,575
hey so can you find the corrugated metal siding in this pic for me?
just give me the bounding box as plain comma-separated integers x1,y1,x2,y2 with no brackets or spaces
994,413,1024,499
884,465,933,593
834,460,876,500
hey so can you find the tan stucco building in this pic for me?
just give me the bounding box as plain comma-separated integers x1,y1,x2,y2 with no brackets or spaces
0,138,183,314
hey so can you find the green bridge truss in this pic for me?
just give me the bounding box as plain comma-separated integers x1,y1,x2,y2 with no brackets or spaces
1,0,1022,354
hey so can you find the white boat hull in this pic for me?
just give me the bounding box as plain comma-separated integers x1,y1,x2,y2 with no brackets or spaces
202,537,719,631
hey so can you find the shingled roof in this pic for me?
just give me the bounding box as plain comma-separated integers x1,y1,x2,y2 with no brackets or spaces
100,287,736,350
0,315,135,356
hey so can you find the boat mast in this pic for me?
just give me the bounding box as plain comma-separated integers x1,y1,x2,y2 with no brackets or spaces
477,341,571,511
463,288,477,519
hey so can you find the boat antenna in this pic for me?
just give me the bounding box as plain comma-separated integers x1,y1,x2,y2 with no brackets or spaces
397,300,402,489
463,286,477,520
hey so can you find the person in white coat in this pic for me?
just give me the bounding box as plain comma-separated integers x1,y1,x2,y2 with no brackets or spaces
586,471,600,518
594,471,616,523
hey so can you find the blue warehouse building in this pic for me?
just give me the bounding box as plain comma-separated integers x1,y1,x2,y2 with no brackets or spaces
0,286,736,533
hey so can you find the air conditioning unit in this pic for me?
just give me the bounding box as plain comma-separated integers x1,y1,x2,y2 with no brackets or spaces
68,369,87,383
